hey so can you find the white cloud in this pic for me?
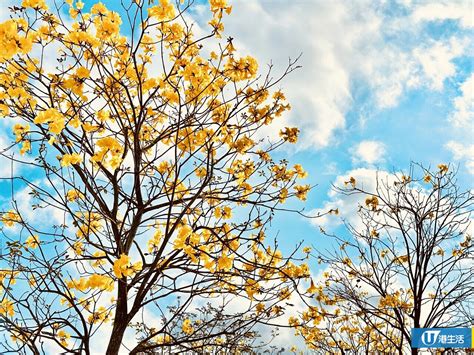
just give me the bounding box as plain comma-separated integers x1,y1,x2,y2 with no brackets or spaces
445,141,474,175
214,1,471,149
351,140,386,165
412,2,474,29
450,73,474,127
445,74,474,174
413,37,468,91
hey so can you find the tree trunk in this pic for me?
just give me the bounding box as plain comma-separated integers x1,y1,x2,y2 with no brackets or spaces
106,312,129,355
106,281,129,355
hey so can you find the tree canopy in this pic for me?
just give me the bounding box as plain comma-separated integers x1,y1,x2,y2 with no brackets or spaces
0,0,312,353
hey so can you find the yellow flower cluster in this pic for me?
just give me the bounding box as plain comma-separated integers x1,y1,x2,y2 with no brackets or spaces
56,329,70,347
113,254,143,279
214,206,232,220
294,185,310,201
279,127,300,143
22,0,48,10
182,318,194,335
91,137,124,170
0,270,18,291
1,210,21,227
225,56,258,81
148,0,176,22
25,235,40,249
61,153,83,167
365,196,379,211
66,274,114,292
0,298,15,317
88,306,110,324
66,189,84,202
147,229,163,253
34,108,66,135
0,20,33,62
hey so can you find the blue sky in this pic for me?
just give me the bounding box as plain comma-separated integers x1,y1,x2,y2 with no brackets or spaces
0,0,472,351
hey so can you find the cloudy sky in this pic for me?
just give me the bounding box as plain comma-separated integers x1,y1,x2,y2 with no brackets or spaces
187,0,473,254
0,0,472,351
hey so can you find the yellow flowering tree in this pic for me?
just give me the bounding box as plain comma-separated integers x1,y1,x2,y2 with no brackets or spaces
0,0,312,353
292,164,473,354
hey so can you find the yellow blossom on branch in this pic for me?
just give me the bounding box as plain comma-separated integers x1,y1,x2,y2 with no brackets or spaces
113,254,143,279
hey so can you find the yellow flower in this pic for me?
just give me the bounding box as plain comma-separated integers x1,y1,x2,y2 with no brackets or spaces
438,164,449,174
156,161,170,174
344,176,356,187
233,136,254,154
148,0,176,21
1,210,21,227
113,254,142,279
452,248,463,257
20,140,31,155
56,329,70,347
245,279,259,300
66,189,84,202
182,318,194,334
67,274,114,292
90,251,107,267
12,123,29,142
365,196,379,211
147,229,163,253
25,235,40,249
87,274,114,291
279,287,291,300
91,137,123,170
224,56,258,81
217,252,233,271
0,299,15,317
88,306,110,324
278,188,288,203
61,153,83,167
342,257,352,266
393,255,409,264
174,224,192,249
210,0,229,13
195,167,207,179
34,108,66,135
221,206,232,219
72,241,84,255
279,127,299,143
293,164,308,178
75,66,90,79
294,185,310,201
288,316,300,327
306,279,318,294
0,20,33,62
22,0,48,10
